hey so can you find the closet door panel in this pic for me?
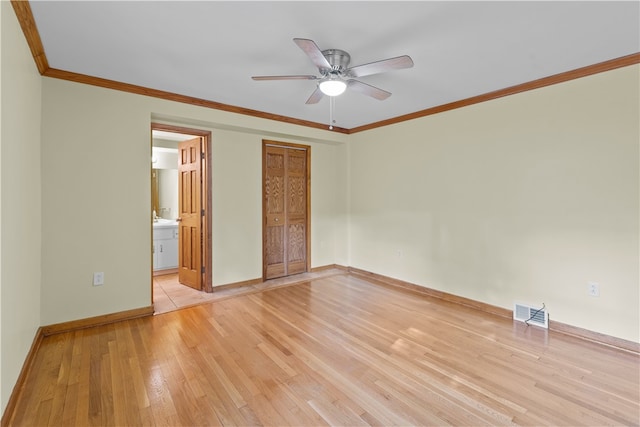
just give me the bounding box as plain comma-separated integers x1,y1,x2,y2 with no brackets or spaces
286,149,307,275
264,147,287,279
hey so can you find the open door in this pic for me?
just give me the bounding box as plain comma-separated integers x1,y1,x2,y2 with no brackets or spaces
177,137,202,290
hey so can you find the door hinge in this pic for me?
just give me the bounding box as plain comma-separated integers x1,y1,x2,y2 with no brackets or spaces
201,266,205,274
201,209,205,216
201,152,205,160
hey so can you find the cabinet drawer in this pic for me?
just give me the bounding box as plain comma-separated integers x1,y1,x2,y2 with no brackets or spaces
153,228,175,240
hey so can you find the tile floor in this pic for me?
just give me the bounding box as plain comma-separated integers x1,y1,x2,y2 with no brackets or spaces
153,267,346,315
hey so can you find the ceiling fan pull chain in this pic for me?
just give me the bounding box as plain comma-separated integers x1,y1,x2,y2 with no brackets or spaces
329,96,334,130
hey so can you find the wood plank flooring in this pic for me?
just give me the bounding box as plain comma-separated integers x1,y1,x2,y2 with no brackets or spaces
8,273,640,426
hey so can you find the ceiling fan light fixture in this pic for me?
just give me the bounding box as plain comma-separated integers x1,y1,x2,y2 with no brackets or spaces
319,78,347,97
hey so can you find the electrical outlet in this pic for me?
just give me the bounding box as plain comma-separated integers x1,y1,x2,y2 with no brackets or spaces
93,272,105,286
587,281,599,297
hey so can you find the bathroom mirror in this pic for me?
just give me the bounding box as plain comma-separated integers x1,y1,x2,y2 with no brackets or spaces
152,143,179,220
152,167,179,219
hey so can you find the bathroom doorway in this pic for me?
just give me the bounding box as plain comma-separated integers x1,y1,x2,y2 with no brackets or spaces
151,124,212,302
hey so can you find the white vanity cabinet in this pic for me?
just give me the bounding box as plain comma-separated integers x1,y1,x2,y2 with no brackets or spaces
153,224,178,271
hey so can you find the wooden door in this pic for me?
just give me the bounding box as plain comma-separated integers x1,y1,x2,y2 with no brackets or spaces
263,143,309,280
285,148,308,275
178,137,202,290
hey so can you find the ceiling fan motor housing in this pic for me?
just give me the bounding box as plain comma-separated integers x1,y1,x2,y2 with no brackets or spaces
321,49,351,75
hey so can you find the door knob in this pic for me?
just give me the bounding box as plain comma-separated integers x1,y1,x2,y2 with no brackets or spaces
176,218,182,222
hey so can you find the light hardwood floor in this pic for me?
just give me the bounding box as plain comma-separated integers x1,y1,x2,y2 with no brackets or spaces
8,273,640,426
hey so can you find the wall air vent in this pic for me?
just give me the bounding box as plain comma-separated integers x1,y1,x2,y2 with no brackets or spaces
513,302,548,329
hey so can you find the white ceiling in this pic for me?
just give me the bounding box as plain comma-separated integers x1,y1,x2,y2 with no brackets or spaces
29,1,639,130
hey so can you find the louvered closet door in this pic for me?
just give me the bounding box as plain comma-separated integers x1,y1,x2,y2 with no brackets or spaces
263,144,308,280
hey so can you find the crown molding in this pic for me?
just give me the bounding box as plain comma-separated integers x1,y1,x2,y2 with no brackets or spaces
42,68,350,134
11,0,48,74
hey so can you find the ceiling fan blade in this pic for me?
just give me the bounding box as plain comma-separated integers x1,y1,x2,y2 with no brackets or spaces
293,38,332,70
305,86,324,104
347,80,391,100
252,75,317,81
347,55,414,78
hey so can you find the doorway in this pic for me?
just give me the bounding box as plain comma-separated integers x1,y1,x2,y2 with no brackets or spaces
151,124,212,301
262,140,311,280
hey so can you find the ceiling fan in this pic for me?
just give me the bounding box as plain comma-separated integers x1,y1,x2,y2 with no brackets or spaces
252,38,414,105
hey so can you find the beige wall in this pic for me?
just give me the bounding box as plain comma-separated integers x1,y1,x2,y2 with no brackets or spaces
0,2,43,412
349,65,639,342
40,77,349,325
